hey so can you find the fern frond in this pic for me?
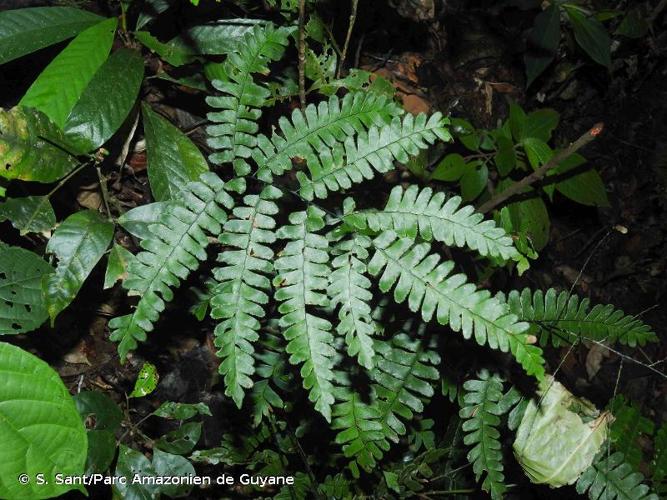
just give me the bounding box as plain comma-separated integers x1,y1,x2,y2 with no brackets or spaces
297,113,450,200
367,231,545,379
251,331,288,427
504,288,658,347
459,370,510,500
109,173,234,359
252,91,403,181
327,233,376,369
652,424,667,495
346,184,518,260
609,395,654,470
210,185,282,408
274,207,336,421
576,451,658,500
332,386,386,477
373,333,440,444
206,24,291,176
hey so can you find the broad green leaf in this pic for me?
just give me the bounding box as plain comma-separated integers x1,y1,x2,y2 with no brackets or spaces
451,117,480,151
117,201,171,240
508,196,550,251
130,362,159,398
74,390,122,475
104,243,134,289
114,445,158,499
84,429,116,474
44,210,114,322
460,163,488,201
154,422,201,455
173,19,263,54
0,245,53,335
0,342,88,499
565,6,612,68
495,136,516,176
64,48,144,152
0,106,80,182
616,10,649,39
0,7,103,65
509,101,527,143
152,449,196,497
522,109,559,142
0,195,56,235
142,104,209,201
154,401,212,420
554,153,609,207
523,137,553,169
135,31,197,67
525,5,560,87
431,153,467,181
20,17,117,128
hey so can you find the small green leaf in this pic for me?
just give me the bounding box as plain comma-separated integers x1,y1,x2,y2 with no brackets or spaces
20,17,118,128
44,210,114,322
460,163,488,201
74,390,123,431
554,153,609,207
104,243,134,290
0,342,88,499
0,7,104,65
523,137,553,170
0,245,53,335
64,48,144,152
0,195,56,235
565,6,612,68
451,117,480,151
616,9,649,39
142,103,209,201
154,421,201,455
130,362,159,398
495,136,516,177
117,201,171,240
431,153,467,181
135,31,197,67
114,445,158,499
511,196,550,251
384,471,400,493
522,109,559,142
525,5,560,87
0,106,80,183
509,101,527,143
154,401,212,420
152,449,196,497
174,19,263,55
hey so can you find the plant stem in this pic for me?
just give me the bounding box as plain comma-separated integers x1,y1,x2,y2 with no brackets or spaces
46,161,91,199
477,123,604,214
336,0,359,79
298,0,307,108
96,165,113,220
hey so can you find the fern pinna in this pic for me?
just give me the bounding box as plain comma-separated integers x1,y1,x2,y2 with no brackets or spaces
105,22,660,494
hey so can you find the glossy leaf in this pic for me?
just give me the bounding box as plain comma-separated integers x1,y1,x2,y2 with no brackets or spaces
554,153,609,207
154,401,212,420
142,103,209,201
43,210,114,322
525,5,560,87
114,445,159,499
0,7,103,65
0,245,53,335
0,106,80,183
175,19,263,54
135,30,196,67
103,243,134,289
154,421,201,455
20,17,117,128
152,449,196,497
0,195,56,235
64,48,144,152
117,201,172,240
0,342,87,499
565,6,612,68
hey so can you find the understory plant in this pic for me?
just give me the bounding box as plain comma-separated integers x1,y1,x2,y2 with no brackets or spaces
0,1,663,499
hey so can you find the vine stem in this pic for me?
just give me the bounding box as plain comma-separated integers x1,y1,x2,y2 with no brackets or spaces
298,0,307,108
336,0,359,79
477,122,604,214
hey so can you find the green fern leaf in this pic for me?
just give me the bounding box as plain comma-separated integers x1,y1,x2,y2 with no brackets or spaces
274,207,336,421
251,332,288,427
252,91,403,181
211,185,282,408
459,370,510,499
327,233,376,369
109,173,234,360
346,184,518,260
368,231,545,379
608,395,654,470
297,113,451,200
652,424,667,495
373,333,440,443
206,24,291,176
576,451,658,500
504,288,657,347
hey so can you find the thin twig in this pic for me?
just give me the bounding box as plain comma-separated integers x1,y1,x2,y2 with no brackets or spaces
298,0,307,108
336,0,359,79
478,123,604,214
96,165,113,220
115,110,140,170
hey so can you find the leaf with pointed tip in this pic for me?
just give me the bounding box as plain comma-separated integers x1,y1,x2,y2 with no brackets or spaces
104,243,134,290
44,210,114,322
117,201,172,240
20,17,117,128
0,195,56,235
